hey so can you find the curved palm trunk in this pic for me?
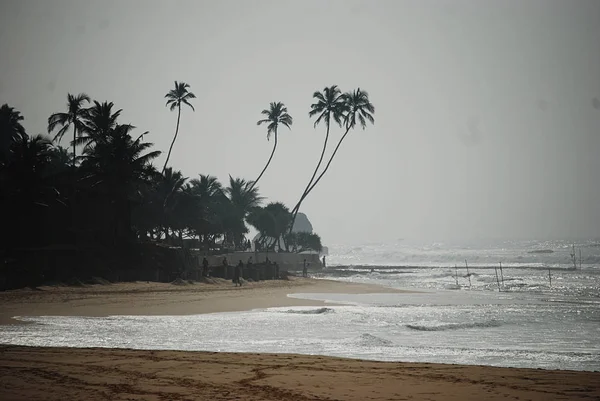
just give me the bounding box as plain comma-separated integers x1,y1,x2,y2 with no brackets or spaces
250,129,278,190
288,124,352,236
288,119,331,235
162,104,181,173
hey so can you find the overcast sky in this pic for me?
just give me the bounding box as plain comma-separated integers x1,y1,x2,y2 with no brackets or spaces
1,0,599,244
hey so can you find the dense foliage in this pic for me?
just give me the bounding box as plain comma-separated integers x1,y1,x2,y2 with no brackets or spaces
0,83,373,258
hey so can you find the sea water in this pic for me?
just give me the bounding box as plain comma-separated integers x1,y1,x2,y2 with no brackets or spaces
1,239,599,371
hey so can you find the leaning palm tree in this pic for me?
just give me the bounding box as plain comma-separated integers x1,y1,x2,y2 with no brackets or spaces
47,93,90,163
252,102,293,190
290,88,374,232
288,86,345,232
163,81,196,173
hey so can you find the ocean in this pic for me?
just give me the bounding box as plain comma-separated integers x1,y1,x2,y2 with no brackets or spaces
1,239,599,371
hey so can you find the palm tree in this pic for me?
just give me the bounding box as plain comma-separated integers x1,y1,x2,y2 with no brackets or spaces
225,176,263,249
2,133,59,248
288,86,345,233
291,88,375,228
157,167,187,241
0,104,26,165
47,93,90,163
187,174,226,248
253,102,293,190
76,100,122,148
82,123,160,245
247,202,291,251
163,81,196,173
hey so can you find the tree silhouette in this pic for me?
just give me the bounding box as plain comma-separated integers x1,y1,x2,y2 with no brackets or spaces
291,88,374,226
289,86,345,234
163,81,195,173
0,104,26,165
225,176,263,249
48,93,90,164
253,102,293,190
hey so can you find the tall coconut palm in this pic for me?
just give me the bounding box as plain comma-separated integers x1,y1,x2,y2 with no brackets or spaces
292,88,375,224
47,93,90,164
163,81,195,173
252,102,293,190
288,86,345,232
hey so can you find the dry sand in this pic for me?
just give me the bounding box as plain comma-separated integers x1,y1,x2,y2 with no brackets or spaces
1,278,599,400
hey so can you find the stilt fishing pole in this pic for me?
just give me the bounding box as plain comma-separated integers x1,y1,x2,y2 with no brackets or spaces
494,263,501,291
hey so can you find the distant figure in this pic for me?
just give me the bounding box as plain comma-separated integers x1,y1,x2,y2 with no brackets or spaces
274,262,280,279
234,260,243,286
222,257,228,278
247,256,253,266
322,256,326,268
202,257,209,277
303,259,308,278
266,257,271,265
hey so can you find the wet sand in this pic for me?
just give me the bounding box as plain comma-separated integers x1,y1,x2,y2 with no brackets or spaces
0,277,401,325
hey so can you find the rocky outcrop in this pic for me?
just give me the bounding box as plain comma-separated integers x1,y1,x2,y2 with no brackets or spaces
292,212,313,233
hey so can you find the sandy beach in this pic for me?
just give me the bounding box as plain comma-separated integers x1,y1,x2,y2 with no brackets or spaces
0,277,401,325
1,278,599,400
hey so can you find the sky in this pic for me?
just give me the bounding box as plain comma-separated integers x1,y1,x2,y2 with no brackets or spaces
1,0,599,245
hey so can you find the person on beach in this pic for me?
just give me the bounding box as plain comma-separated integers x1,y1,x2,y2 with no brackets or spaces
303,259,307,278
202,257,209,277
322,256,326,268
222,257,229,279
234,260,243,286
247,256,253,266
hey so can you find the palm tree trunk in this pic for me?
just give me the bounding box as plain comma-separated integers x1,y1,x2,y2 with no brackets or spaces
250,128,278,190
288,119,331,235
288,124,352,235
162,104,181,173
72,124,77,166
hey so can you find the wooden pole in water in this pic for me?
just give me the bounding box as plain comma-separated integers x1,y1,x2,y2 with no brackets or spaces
548,268,552,287
579,248,582,269
494,263,501,291
454,264,459,286
499,262,504,286
465,259,471,287
571,244,577,270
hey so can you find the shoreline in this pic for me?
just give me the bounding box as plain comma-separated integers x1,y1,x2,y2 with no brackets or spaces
1,345,598,400
1,278,599,399
0,277,403,325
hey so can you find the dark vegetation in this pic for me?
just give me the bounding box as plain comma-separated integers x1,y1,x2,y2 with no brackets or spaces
0,83,374,288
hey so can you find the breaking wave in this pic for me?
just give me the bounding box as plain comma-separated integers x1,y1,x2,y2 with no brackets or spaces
282,307,334,315
357,333,394,347
406,320,502,331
